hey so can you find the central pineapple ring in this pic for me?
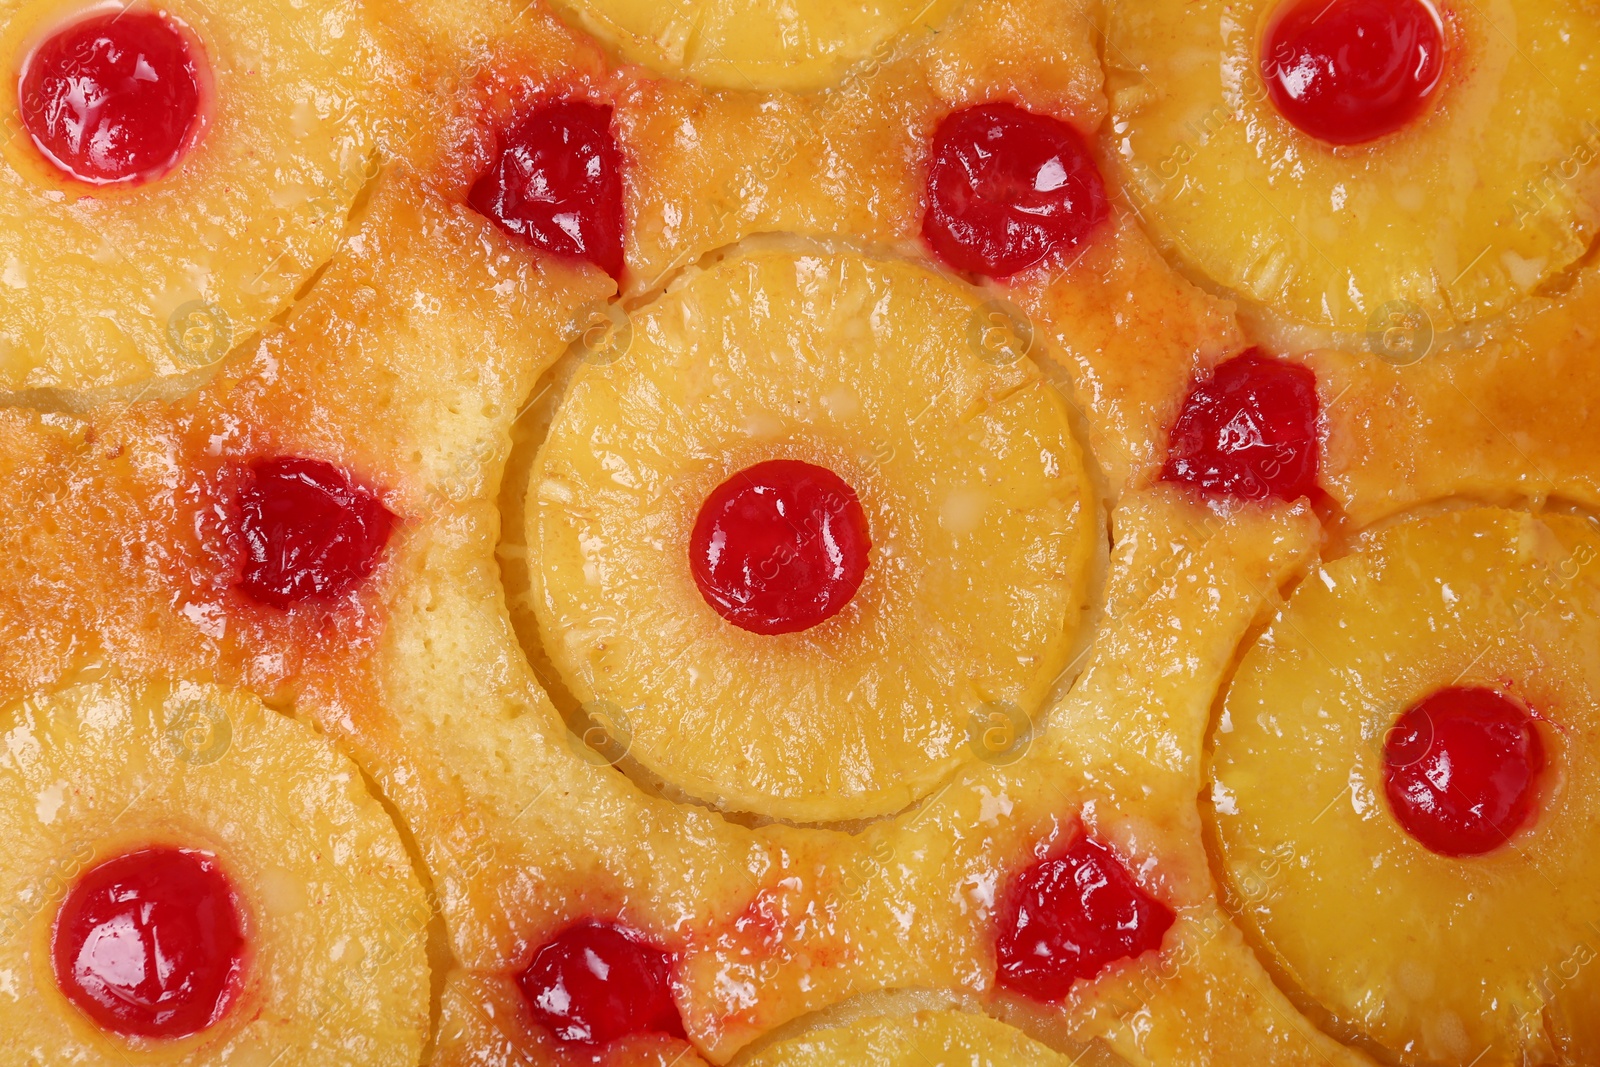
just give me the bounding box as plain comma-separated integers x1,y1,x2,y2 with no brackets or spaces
527,247,1100,823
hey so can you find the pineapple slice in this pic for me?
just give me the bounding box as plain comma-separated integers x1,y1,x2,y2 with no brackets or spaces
1209,508,1600,1065
0,678,430,1064
0,0,383,391
1106,0,1600,330
744,1010,1081,1066
528,246,1099,824
545,0,962,92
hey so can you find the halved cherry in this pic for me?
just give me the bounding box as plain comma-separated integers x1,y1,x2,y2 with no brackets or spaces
1384,687,1546,856
233,457,397,609
1161,350,1321,502
515,920,683,1046
1260,0,1446,146
996,832,1175,1001
922,102,1108,278
468,99,626,280
17,8,207,186
52,847,246,1039
689,459,871,636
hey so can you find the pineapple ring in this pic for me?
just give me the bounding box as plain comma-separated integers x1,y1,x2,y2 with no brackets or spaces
1106,0,1600,331
743,1010,1079,1066
528,247,1100,824
544,0,962,92
0,0,381,391
0,678,431,1064
1208,507,1600,1065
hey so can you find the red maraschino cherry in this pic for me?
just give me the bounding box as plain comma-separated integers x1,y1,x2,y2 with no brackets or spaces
234,457,397,609
468,100,626,279
18,9,206,185
516,920,684,1046
1261,0,1446,145
1162,350,1321,502
52,847,246,1039
923,102,1108,278
995,833,1175,1001
1384,686,1545,856
690,459,871,636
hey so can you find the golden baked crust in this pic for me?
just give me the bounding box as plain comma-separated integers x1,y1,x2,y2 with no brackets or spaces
0,0,1596,1064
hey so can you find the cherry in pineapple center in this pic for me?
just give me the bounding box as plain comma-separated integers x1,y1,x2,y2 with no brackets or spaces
1260,0,1446,145
1383,686,1546,857
17,7,209,186
52,847,246,1040
690,459,872,636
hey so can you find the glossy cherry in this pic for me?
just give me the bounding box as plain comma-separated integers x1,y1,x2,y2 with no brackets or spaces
234,457,397,609
1261,0,1446,145
922,102,1108,278
1383,687,1546,857
516,920,683,1046
1161,350,1321,502
468,100,626,279
690,459,871,636
17,9,205,185
52,847,245,1039
996,833,1175,1001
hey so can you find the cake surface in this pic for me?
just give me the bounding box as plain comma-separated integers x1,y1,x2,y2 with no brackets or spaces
0,0,1596,1064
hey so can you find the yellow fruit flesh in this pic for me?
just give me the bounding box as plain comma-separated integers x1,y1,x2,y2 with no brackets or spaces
1210,508,1600,1065
406,0,1227,500
658,489,1338,1060
745,1010,1078,1066
528,247,1098,823
0,0,383,390
546,0,962,92
0,679,430,1065
1106,0,1600,331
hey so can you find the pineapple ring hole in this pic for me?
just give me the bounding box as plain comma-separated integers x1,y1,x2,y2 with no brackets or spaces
506,241,1105,825
1381,685,1547,857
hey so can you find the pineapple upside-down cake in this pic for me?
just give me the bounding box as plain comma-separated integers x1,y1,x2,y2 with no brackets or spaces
0,0,1597,1064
